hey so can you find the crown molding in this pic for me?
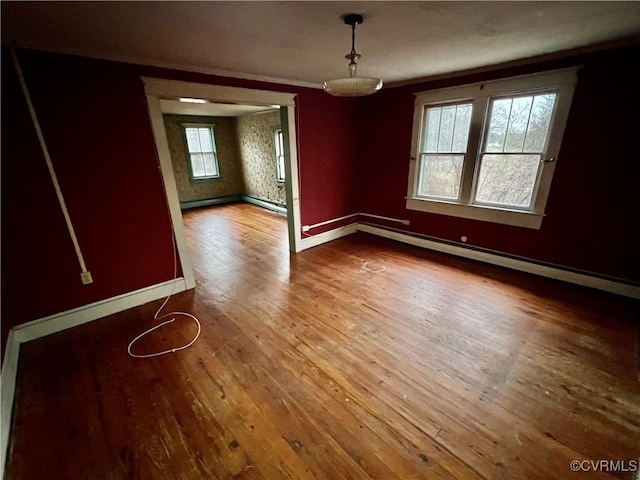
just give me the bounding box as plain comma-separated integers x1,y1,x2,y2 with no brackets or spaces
5,42,323,90
386,35,640,89
7,35,639,93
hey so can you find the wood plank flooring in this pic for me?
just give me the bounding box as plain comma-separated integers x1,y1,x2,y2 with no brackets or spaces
6,203,640,479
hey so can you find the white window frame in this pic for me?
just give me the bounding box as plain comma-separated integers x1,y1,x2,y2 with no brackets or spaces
182,123,220,181
274,127,285,184
406,68,578,229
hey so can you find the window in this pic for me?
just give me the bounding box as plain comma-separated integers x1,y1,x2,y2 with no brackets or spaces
183,124,220,180
417,103,472,200
274,128,285,183
407,69,577,229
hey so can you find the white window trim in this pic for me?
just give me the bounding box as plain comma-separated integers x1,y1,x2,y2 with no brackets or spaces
406,68,578,229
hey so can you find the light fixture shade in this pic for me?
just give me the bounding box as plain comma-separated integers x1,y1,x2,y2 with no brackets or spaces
323,13,383,97
323,76,383,97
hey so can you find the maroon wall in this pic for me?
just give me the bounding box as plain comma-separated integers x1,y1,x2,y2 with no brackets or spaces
1,48,357,353
3,44,638,358
356,44,640,284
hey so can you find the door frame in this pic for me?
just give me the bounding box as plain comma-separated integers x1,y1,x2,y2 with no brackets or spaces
142,77,302,289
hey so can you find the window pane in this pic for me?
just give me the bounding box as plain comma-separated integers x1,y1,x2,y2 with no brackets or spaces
276,130,284,155
202,153,218,176
486,99,511,152
486,93,557,154
475,154,540,207
452,104,472,152
504,97,533,152
190,153,205,177
277,155,285,181
437,106,456,153
418,154,463,199
275,130,285,181
185,128,200,153
198,128,214,152
423,108,441,152
423,103,472,154
523,94,556,152
274,130,282,157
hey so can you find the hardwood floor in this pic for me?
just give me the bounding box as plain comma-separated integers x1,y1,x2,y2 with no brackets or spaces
6,203,639,479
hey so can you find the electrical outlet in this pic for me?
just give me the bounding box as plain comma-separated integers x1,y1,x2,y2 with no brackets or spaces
401,220,410,225
80,271,93,285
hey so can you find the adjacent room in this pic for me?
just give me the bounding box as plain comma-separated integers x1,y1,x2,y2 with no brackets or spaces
160,98,288,213
1,2,639,479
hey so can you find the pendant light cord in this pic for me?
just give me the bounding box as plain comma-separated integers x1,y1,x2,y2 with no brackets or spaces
351,23,357,56
346,20,361,77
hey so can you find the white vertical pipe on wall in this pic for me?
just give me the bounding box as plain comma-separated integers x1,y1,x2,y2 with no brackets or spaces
10,47,90,280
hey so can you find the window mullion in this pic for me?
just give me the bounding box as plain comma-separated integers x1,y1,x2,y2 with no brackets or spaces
460,96,488,204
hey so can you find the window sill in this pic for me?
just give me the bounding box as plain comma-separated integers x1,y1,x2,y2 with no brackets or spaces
406,197,544,229
190,176,220,182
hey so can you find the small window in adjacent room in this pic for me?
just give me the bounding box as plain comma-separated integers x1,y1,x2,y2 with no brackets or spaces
182,124,220,180
406,68,577,229
274,128,285,183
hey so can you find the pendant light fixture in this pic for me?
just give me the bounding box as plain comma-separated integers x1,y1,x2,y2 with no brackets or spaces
323,14,383,97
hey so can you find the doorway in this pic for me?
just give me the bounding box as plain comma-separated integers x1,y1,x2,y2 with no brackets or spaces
142,78,302,289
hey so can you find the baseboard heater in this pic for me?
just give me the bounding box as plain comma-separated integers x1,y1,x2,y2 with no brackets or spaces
241,195,287,214
358,221,640,299
302,212,409,233
180,195,241,210
179,195,286,214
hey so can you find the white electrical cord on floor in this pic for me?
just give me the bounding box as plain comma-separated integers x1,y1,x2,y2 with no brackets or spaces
127,235,201,358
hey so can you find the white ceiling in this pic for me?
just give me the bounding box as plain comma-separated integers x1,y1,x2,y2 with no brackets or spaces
3,1,640,87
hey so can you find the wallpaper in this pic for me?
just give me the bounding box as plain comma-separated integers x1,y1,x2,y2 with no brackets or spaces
163,114,245,202
236,111,287,206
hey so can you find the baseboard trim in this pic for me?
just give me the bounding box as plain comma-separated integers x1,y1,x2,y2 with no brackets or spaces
299,223,359,250
1,330,20,477
1,222,636,476
0,277,188,477
358,224,640,299
180,195,241,210
13,278,187,344
180,195,287,215
241,195,287,215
